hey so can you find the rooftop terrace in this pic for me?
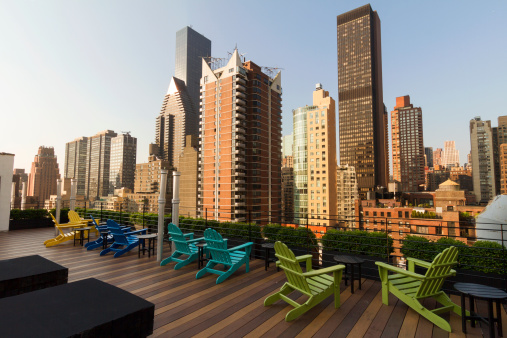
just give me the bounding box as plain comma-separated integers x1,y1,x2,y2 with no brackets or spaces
1,227,505,337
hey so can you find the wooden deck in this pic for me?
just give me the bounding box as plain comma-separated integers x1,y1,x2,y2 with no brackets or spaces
1,227,505,337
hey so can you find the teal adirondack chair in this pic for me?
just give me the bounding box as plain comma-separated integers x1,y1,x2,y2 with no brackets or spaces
160,223,204,270
196,228,252,284
264,241,345,321
376,246,465,332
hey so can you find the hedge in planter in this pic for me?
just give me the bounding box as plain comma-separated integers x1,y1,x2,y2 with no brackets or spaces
10,209,53,230
321,229,393,259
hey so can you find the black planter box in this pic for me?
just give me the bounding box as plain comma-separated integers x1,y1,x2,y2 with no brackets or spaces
0,255,68,298
322,250,392,281
9,218,54,230
0,278,154,338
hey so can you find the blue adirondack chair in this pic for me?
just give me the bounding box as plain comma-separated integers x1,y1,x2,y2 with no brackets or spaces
196,228,253,284
85,216,131,250
160,223,206,270
99,220,147,258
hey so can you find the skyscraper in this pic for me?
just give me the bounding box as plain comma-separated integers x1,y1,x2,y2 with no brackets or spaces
497,116,507,194
64,137,88,196
155,77,197,169
293,84,337,230
425,147,433,168
391,95,425,192
441,141,460,169
470,117,496,203
197,49,282,223
337,4,388,199
155,27,211,168
109,132,137,193
85,130,117,199
27,146,60,203
175,26,212,111
433,148,443,167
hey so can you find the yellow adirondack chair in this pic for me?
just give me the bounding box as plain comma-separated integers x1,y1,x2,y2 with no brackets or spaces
68,210,99,236
376,246,465,332
45,214,83,247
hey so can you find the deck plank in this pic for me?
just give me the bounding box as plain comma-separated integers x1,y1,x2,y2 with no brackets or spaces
0,228,491,337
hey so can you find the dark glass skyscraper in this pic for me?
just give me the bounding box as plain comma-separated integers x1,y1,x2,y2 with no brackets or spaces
175,26,212,110
337,4,388,199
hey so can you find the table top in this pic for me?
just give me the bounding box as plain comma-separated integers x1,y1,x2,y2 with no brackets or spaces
454,282,507,300
261,243,275,249
0,255,67,280
137,233,158,239
74,226,92,231
195,242,207,248
333,255,365,264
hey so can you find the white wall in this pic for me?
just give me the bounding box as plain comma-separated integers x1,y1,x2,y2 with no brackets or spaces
0,153,15,231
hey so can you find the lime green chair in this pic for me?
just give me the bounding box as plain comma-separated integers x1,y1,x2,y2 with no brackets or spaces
264,242,345,322
376,246,464,332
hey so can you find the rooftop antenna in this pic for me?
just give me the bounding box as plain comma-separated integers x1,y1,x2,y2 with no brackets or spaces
121,131,131,135
261,66,284,78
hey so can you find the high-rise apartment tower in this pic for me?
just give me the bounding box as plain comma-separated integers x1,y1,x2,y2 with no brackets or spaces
293,84,337,230
197,50,282,223
470,117,496,203
337,4,388,199
109,133,137,193
391,95,425,192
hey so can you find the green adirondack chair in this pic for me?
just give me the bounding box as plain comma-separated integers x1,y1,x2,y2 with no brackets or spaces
160,223,205,270
264,241,346,322
196,228,253,284
376,246,464,332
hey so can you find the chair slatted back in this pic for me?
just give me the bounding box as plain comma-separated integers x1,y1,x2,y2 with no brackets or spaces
107,220,130,246
49,213,65,236
68,211,82,224
274,242,311,295
204,228,231,265
168,223,192,255
416,246,458,298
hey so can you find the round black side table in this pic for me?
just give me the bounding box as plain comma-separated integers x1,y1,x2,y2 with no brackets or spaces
333,255,365,294
454,282,507,337
195,242,207,269
100,231,109,250
74,227,92,246
261,243,279,271
137,233,157,258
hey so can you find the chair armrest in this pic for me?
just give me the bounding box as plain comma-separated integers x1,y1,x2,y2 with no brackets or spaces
294,254,313,271
376,261,425,280
187,237,205,243
183,233,194,240
228,242,253,251
303,264,345,278
407,257,431,271
125,228,147,236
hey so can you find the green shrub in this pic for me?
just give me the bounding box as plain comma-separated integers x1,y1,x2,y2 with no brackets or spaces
10,209,49,220
263,223,284,241
49,208,70,223
322,229,393,258
460,241,507,274
264,224,316,247
400,235,435,261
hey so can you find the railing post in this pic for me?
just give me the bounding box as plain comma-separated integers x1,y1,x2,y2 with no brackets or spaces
157,169,168,262
55,179,62,236
172,171,181,227
306,214,310,255
205,208,208,228
385,217,389,263
100,202,103,223
120,202,122,225
84,200,87,218
142,202,145,229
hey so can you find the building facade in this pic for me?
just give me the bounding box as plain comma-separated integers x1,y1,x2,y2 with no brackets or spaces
336,164,358,227
433,148,442,167
470,117,496,204
496,116,507,194
197,49,282,223
425,147,433,168
109,133,137,194
155,77,198,169
64,136,88,196
175,26,212,110
391,95,425,192
27,146,60,204
337,4,388,199
293,84,337,230
179,135,199,217
442,141,460,169
281,155,294,224
0,153,14,231
84,130,117,199
282,134,293,158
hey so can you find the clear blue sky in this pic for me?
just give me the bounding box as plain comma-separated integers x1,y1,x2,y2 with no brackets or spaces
1,0,506,173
